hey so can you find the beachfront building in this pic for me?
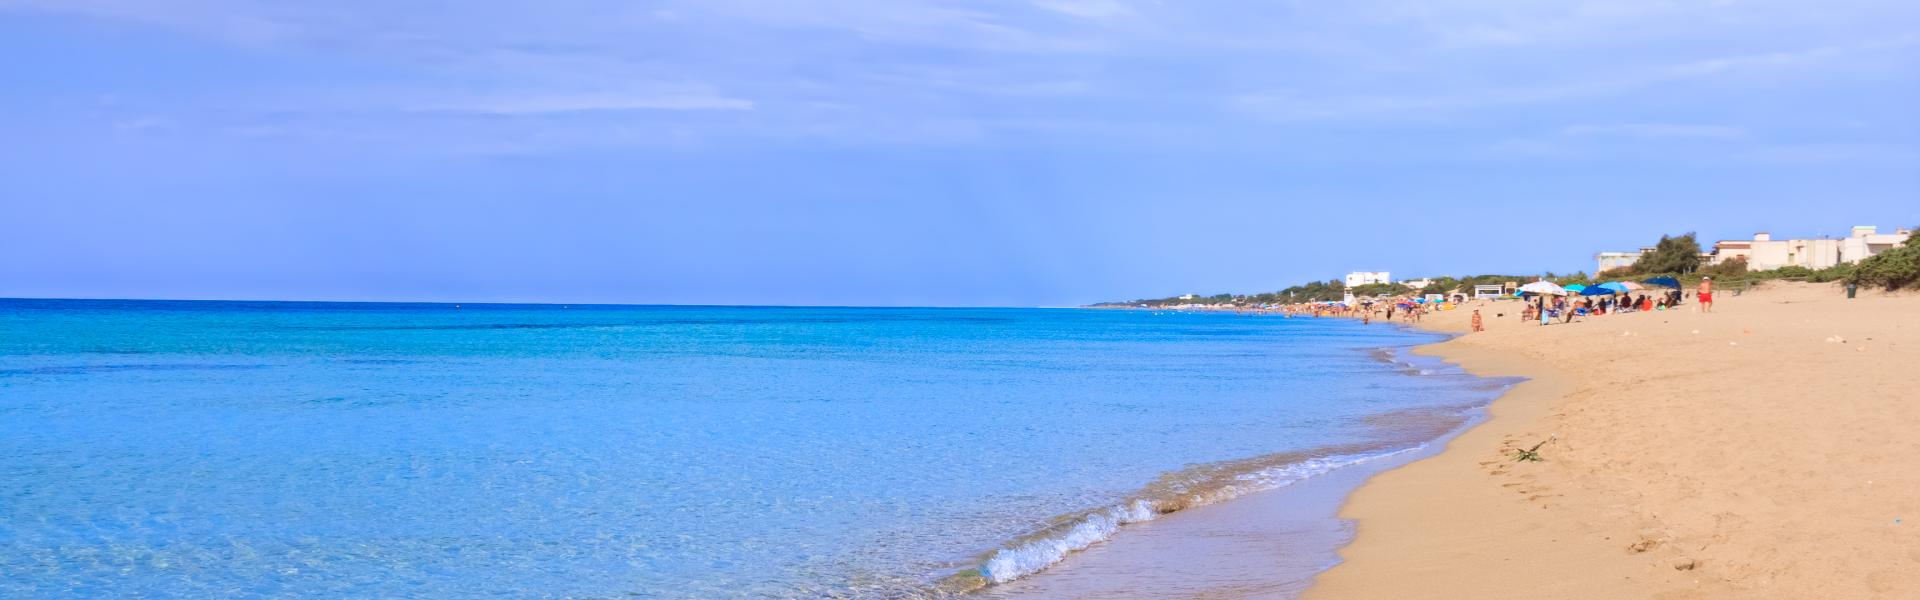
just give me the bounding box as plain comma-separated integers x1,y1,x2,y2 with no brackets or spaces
1595,248,1653,274
1841,226,1913,263
1344,271,1391,287
1710,226,1914,270
1710,239,1752,265
1401,278,1435,290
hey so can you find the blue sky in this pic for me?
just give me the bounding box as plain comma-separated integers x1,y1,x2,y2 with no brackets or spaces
3,1,1917,306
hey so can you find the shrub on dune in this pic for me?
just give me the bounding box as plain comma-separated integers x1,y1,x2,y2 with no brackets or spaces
1850,244,1920,291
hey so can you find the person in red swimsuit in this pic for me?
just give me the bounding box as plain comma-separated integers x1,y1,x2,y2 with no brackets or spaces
1698,277,1714,313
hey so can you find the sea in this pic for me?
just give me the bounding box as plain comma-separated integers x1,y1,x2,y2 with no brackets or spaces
0,299,1511,598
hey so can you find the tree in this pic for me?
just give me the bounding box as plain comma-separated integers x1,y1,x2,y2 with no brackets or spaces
1632,232,1703,275
1850,243,1920,290
1698,256,1748,279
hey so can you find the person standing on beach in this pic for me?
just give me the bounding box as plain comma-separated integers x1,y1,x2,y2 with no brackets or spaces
1471,309,1484,332
1698,277,1714,313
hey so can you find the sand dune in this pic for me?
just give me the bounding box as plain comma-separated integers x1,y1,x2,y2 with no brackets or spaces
1308,282,1919,599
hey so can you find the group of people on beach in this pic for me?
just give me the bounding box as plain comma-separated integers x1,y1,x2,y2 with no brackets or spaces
1269,277,1717,333
1517,287,1707,325
1489,277,1717,330
1278,299,1433,326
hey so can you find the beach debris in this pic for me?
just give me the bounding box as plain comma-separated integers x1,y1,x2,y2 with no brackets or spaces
1691,329,1700,334
1728,342,1738,346
1826,335,1847,343
1673,558,1699,571
1513,437,1554,462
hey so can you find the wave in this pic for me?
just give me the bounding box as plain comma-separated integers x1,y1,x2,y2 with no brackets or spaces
921,346,1501,596
934,443,1427,594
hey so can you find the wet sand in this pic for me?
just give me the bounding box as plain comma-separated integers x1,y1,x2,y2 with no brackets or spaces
979,333,1507,598
980,443,1434,599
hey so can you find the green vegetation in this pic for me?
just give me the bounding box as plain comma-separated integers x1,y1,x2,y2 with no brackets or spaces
1349,282,1410,297
1849,233,1920,290
1752,264,1855,283
1697,256,1749,279
1602,232,1702,278
1513,438,1550,462
1102,274,1536,307
1270,279,1347,303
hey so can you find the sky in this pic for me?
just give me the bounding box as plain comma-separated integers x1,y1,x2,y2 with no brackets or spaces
2,0,1917,306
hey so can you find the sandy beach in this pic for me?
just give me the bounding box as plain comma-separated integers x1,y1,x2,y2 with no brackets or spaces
1309,281,1919,599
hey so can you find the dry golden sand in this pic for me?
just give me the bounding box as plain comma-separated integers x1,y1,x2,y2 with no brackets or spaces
1307,282,1919,599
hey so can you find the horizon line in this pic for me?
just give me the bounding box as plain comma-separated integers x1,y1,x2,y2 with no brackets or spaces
0,295,1088,311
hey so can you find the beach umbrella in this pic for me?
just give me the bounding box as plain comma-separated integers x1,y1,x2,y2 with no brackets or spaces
1619,281,1646,291
1518,281,1567,295
1564,284,1587,292
1643,276,1681,288
1579,285,1614,296
1596,282,1631,294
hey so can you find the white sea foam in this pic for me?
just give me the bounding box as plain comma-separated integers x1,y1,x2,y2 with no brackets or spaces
976,449,1415,585
980,500,1155,583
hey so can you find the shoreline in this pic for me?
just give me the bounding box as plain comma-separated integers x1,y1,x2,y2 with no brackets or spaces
1307,282,1919,598
1302,318,1656,596
971,283,1917,598
979,325,1516,598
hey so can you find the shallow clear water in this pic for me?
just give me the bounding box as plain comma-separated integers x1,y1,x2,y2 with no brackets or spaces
0,300,1503,598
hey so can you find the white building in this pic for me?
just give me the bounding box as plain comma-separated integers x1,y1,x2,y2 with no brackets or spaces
1841,226,1912,263
1344,271,1391,287
1401,278,1435,290
1711,226,1913,271
1595,249,1652,275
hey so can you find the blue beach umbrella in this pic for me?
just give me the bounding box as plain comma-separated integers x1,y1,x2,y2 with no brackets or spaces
1579,285,1613,296
1643,276,1681,288
1564,284,1587,292
1597,282,1631,294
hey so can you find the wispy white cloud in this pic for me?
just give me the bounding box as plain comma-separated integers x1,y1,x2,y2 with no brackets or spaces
1032,0,1136,20
1562,123,1748,139
1231,35,1920,121
1732,142,1920,165
7,0,1918,157
409,90,754,115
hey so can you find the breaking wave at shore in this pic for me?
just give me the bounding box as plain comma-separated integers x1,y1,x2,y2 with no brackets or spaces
990,450,1413,584
929,346,1510,596
933,443,1433,595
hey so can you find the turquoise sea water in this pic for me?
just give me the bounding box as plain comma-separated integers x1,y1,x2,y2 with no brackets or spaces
0,300,1507,598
